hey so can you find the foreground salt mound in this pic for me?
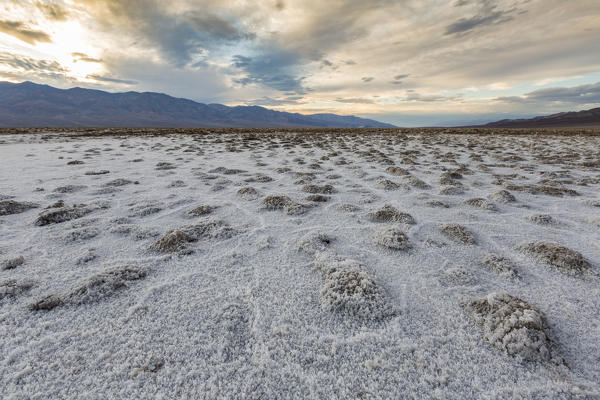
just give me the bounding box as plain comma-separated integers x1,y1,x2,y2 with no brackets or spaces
1,255,25,270
465,293,552,362
260,195,309,215
296,231,334,255
440,223,477,244
150,218,239,253
29,265,147,311
463,198,496,211
372,227,410,250
314,253,392,321
0,278,35,299
0,200,39,216
367,205,415,224
490,189,516,203
481,254,519,278
320,268,388,320
520,242,592,274
34,204,93,226
237,186,260,200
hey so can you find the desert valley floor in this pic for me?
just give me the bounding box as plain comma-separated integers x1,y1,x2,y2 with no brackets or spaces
1,129,599,399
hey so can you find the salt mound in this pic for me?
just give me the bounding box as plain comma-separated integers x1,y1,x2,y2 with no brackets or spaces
520,242,591,274
439,186,465,195
406,176,430,189
440,223,476,244
183,218,239,241
464,198,496,211
386,166,410,176
237,186,260,200
103,178,134,187
306,194,329,202
527,214,555,225
373,227,410,250
63,227,100,243
261,195,292,210
425,200,449,208
302,184,335,194
150,229,196,253
313,253,392,320
297,231,334,255
367,205,415,224
261,195,309,215
1,255,25,270
35,205,92,226
465,292,551,362
1,278,35,299
188,205,214,216
53,185,87,194
490,190,516,203
0,200,39,216
481,254,519,278
29,265,147,311
335,203,360,212
376,179,401,190
320,267,388,320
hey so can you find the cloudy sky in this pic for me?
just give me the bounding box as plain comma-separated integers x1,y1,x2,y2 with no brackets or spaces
1,0,600,126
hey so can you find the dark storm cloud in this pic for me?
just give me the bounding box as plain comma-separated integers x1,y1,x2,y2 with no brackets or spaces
86,74,138,85
231,50,306,93
79,0,253,67
498,81,600,104
0,20,52,45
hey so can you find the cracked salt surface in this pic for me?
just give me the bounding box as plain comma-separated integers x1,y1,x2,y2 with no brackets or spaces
1,130,599,399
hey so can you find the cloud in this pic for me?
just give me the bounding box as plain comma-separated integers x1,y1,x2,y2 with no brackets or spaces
36,1,69,21
335,97,376,104
403,92,463,102
444,1,520,35
498,81,600,105
0,52,71,85
86,74,138,85
361,77,374,83
0,52,65,74
245,95,305,106
231,49,306,93
0,20,52,45
77,0,254,67
72,53,103,63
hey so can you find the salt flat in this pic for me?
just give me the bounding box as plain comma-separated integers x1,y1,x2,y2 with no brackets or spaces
1,129,599,399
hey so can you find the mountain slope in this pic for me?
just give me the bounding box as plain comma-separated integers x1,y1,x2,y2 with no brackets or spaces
481,107,600,128
0,81,395,128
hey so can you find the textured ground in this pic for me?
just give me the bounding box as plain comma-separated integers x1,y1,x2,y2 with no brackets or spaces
1,130,599,399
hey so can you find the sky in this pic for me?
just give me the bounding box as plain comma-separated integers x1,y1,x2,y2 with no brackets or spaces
1,0,600,126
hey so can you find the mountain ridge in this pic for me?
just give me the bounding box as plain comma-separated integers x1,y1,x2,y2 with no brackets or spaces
479,107,600,128
0,81,395,128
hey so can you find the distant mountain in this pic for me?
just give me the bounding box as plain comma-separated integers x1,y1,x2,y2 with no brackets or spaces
0,81,395,128
481,107,600,128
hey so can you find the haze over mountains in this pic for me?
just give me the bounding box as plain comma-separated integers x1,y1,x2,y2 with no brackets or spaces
0,81,395,128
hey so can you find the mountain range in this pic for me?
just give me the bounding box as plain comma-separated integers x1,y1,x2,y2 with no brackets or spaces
481,107,600,128
0,81,395,128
